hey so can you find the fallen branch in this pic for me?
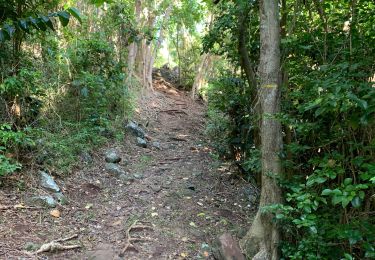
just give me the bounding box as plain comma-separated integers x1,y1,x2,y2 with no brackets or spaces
164,157,182,161
0,205,43,210
120,221,153,256
159,109,188,115
34,234,81,255
169,137,188,142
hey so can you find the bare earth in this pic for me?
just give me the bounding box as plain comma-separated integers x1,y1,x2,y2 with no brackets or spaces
0,81,256,259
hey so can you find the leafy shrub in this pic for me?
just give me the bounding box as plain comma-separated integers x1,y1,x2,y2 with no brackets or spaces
0,124,33,176
206,72,260,180
272,61,375,259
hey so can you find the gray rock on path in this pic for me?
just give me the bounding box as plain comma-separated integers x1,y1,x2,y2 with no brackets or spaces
150,184,162,193
80,151,93,164
105,149,121,163
151,141,161,150
54,192,68,205
40,171,60,193
133,173,144,179
119,174,135,183
105,163,126,176
125,121,145,138
27,195,57,208
136,137,147,148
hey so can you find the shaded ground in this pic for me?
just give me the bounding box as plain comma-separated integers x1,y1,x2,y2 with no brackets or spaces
0,79,257,259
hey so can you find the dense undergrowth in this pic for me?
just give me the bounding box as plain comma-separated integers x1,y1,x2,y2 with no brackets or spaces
204,0,374,259
1,0,374,259
0,2,135,176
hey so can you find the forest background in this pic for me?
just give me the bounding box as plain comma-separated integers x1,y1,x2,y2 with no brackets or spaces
0,0,374,259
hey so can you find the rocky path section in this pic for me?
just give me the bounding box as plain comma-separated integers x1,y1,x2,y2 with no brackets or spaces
0,82,257,259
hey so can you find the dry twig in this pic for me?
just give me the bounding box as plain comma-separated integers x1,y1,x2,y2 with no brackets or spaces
0,205,43,210
159,109,187,115
34,234,81,254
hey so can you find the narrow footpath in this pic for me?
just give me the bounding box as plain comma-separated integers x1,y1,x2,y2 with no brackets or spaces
0,78,257,259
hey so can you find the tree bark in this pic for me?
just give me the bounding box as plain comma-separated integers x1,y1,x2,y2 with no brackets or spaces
237,2,261,158
191,53,212,100
240,0,282,259
133,2,172,89
126,0,142,84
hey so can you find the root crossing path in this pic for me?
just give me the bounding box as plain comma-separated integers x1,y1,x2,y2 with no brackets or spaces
0,82,256,259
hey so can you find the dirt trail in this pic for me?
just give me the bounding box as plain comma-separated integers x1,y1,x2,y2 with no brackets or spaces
0,81,256,259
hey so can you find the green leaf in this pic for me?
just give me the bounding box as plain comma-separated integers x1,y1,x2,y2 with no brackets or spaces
332,195,342,205
41,16,54,30
28,17,38,29
341,197,351,208
309,226,317,234
57,11,71,26
36,18,47,31
3,24,15,38
348,92,368,110
351,196,361,208
344,178,353,185
359,191,365,199
0,29,10,42
321,189,332,195
18,19,28,31
67,7,82,23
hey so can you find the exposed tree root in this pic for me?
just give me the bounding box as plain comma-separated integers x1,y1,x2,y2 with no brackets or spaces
120,221,153,256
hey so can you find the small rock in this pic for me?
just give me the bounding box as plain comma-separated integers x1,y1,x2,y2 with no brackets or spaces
54,192,68,205
119,174,134,183
151,141,161,150
36,151,48,165
150,184,162,193
40,171,60,193
105,149,121,163
80,151,93,164
136,137,147,148
133,173,144,179
214,233,245,260
125,121,145,138
27,195,57,208
105,163,126,176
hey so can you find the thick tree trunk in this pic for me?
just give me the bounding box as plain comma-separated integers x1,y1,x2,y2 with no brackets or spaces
240,0,282,259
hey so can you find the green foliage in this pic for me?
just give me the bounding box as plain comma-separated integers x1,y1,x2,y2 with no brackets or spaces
0,1,135,175
31,122,108,173
0,124,33,176
205,0,375,258
0,4,82,42
205,71,260,180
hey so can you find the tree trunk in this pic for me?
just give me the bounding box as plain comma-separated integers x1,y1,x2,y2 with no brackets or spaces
240,0,282,259
126,0,141,85
146,4,173,88
237,2,261,159
134,3,171,89
191,53,212,100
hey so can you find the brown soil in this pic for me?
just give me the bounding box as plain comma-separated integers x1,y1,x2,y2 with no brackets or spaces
0,81,257,259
